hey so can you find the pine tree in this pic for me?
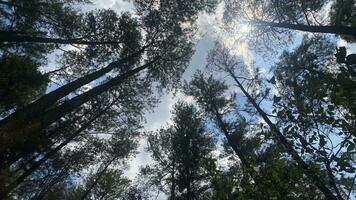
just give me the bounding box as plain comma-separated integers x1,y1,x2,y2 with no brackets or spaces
141,102,215,200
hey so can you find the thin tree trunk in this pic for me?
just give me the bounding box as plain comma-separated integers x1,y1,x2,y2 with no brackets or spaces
214,109,254,172
255,21,356,37
170,159,176,200
0,31,125,45
186,168,192,200
38,58,157,130
0,0,15,7
346,174,356,200
43,65,73,76
227,69,340,200
325,160,344,200
213,107,267,197
0,57,157,164
288,127,343,200
4,98,118,195
32,166,69,200
80,156,117,200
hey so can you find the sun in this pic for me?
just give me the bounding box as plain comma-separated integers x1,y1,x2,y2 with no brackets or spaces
239,23,252,34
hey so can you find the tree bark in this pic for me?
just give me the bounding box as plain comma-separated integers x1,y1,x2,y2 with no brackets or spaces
255,21,356,37
227,69,340,200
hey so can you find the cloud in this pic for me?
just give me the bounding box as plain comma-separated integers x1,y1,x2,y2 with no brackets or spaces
91,0,134,13
196,2,226,37
195,1,254,74
112,0,135,13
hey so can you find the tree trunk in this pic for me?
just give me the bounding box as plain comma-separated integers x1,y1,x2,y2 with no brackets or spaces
5,109,90,166
213,107,266,196
0,1,15,7
227,69,340,200
255,21,356,37
3,98,117,195
170,159,176,200
0,58,157,164
186,168,192,200
0,44,149,130
80,156,117,200
32,166,69,200
0,31,123,45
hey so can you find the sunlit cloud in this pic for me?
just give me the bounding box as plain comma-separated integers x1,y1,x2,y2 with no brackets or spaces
196,1,255,75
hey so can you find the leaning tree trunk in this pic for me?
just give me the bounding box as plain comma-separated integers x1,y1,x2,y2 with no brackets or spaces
255,21,356,37
213,107,267,197
226,69,340,200
0,58,158,164
5,109,91,166
80,156,118,200
0,31,124,45
3,97,120,196
0,43,149,131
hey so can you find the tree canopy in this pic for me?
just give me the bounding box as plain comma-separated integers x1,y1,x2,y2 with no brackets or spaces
0,0,355,199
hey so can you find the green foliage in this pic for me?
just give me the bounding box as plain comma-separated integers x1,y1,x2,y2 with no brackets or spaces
134,0,219,24
330,0,356,42
141,102,215,199
0,54,48,114
273,35,355,197
65,170,131,200
0,0,88,59
184,72,230,114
